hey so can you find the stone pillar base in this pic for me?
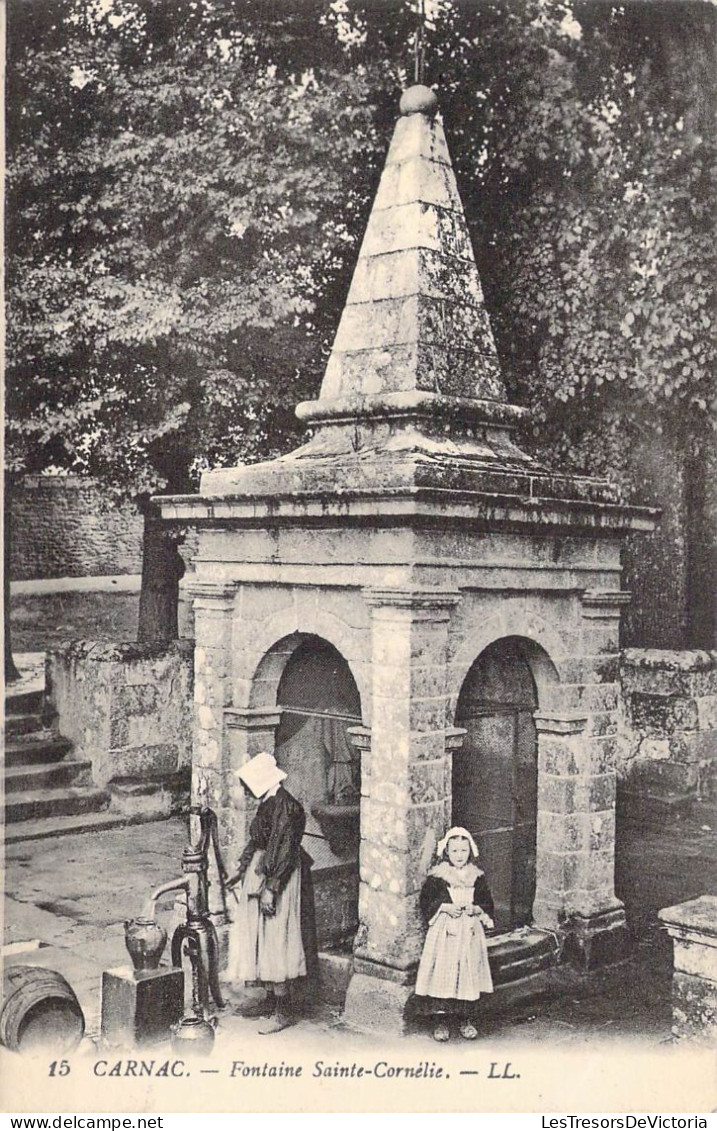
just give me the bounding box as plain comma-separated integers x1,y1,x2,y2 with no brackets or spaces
562,905,629,970
101,966,184,1047
343,960,414,1035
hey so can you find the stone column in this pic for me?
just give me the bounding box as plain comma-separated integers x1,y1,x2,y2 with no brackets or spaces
343,587,459,1034
223,707,282,861
189,580,237,822
347,724,373,800
534,711,627,968
659,896,717,1046
183,580,237,928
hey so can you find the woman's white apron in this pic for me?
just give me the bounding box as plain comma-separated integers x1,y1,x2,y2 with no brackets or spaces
227,849,306,984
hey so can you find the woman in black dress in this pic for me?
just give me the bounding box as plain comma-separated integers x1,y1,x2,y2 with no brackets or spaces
226,752,317,1033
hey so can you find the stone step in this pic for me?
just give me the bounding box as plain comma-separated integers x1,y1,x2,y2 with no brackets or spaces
317,950,353,1007
107,780,173,821
473,962,584,1029
4,809,173,844
5,688,45,715
4,711,52,738
488,927,561,986
6,725,63,747
4,785,110,824
4,734,74,767
4,760,93,793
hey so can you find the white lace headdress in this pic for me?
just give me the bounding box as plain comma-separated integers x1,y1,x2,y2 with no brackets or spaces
436,826,479,859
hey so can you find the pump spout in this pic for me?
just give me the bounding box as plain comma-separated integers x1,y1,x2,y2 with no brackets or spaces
147,876,189,919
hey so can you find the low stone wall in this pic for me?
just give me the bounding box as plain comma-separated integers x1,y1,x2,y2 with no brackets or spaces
619,649,717,817
47,640,193,813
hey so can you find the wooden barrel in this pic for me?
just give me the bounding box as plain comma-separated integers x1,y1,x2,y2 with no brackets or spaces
1,966,85,1053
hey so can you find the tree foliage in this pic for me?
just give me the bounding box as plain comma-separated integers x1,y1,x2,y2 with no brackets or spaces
6,0,385,495
394,0,715,484
6,0,715,505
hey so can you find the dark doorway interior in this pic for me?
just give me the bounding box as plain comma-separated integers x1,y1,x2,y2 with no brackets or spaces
275,636,362,848
274,635,363,949
454,637,539,931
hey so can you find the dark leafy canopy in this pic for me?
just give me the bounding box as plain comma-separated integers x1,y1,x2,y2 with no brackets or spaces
6,0,716,501
6,0,387,494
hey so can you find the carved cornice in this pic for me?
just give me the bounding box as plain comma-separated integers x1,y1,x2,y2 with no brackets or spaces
581,590,631,619
534,713,588,735
185,579,238,608
224,707,282,731
363,587,461,617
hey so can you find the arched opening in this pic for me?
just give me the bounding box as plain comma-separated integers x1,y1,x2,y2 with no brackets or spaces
270,635,363,950
274,636,362,833
453,637,540,932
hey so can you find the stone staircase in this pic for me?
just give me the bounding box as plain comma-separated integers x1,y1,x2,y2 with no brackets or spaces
3,678,113,841
5,654,183,842
4,664,115,843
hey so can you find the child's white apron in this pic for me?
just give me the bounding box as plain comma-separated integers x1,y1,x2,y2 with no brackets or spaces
415,882,493,1001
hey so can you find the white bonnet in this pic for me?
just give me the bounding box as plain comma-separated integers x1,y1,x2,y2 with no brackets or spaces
436,826,479,859
237,752,287,798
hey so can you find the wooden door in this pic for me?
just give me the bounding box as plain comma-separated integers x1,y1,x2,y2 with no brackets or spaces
453,641,538,931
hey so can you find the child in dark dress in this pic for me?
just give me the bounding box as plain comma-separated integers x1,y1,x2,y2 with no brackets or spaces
414,826,494,1041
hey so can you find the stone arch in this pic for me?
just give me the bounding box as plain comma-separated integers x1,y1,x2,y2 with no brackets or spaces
249,631,315,711
449,610,565,719
245,628,364,948
451,634,561,931
238,603,370,712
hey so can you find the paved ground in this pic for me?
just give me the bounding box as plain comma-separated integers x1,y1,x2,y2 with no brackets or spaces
4,807,716,1046
3,818,189,1033
3,656,716,1110
3,810,716,1113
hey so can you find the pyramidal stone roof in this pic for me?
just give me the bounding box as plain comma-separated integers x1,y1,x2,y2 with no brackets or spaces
192,87,656,535
201,85,541,499
312,84,505,409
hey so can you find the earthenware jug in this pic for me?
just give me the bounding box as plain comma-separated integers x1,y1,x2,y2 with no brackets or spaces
170,1015,216,1056
124,918,167,973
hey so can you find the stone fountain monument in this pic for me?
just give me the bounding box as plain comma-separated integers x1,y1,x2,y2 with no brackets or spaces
156,84,657,1033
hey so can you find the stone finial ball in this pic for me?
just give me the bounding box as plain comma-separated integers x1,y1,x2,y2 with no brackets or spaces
399,85,438,117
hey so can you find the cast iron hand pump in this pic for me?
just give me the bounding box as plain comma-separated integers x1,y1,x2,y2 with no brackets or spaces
149,806,229,1017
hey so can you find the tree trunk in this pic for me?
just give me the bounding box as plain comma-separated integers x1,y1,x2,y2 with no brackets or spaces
136,501,185,643
4,477,21,678
686,444,717,649
4,475,22,682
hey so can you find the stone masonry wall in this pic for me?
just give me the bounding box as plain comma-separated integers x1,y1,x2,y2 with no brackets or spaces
187,524,631,990
659,895,717,1046
10,477,143,580
619,649,717,815
46,641,193,804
